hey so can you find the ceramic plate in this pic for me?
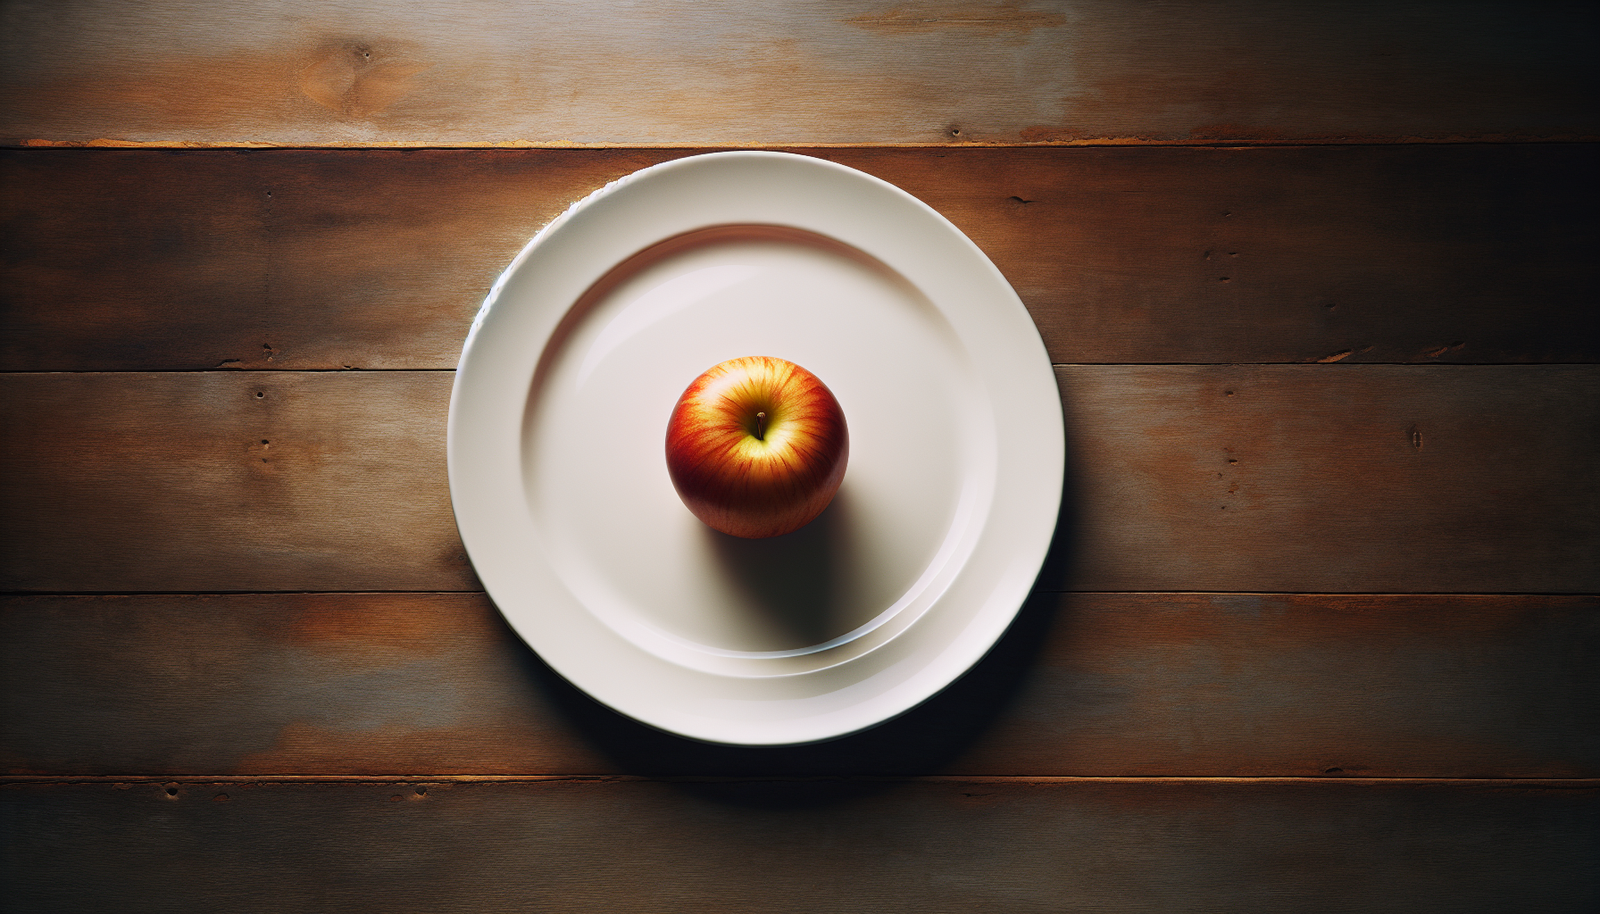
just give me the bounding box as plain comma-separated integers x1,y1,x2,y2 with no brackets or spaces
449,152,1062,745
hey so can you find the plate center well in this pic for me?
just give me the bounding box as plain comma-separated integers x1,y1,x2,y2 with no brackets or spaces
522,226,979,656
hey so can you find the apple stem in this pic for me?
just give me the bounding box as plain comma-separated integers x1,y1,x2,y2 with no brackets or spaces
755,411,767,440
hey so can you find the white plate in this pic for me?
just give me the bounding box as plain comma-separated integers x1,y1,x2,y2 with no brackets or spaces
449,151,1062,745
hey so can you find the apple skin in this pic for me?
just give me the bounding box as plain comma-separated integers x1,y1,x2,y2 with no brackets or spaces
665,356,849,539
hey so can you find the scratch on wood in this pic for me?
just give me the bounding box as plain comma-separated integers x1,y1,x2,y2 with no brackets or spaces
1420,341,1466,359
1315,350,1353,363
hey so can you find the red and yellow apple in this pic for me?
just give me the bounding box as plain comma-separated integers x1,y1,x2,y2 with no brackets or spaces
664,356,849,539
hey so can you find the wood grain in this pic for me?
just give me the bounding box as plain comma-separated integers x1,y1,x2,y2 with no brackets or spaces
1047,364,1600,593
0,371,474,593
5,145,1597,370
4,6,1595,910
2,593,1595,778
3,779,1595,913
6,368,1593,598
3,1,1596,147
4,367,1594,594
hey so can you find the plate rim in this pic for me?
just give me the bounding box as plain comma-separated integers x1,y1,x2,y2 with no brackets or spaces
448,150,1063,745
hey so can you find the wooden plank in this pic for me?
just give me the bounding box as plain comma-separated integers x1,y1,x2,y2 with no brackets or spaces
4,145,1597,370
2,593,1595,778
1046,364,1600,593
0,371,474,593
3,367,1595,593
2,779,1595,913
2,2,1596,147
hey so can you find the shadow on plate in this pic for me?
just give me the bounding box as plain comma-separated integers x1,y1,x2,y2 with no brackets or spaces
703,487,849,651
504,409,1082,806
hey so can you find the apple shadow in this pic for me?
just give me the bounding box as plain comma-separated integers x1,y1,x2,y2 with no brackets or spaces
497,425,1083,805
701,487,855,651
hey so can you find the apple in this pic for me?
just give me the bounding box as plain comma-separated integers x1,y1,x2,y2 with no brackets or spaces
665,356,849,539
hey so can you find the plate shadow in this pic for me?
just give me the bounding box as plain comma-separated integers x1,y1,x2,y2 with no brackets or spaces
501,391,1083,806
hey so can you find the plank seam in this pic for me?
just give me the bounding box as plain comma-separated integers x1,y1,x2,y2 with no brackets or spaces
4,775,1598,787
5,590,1597,598
9,139,1600,151
1027,590,1600,598
7,363,1600,376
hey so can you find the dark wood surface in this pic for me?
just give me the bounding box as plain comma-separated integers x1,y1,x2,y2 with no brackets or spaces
3,1,1596,146
3,2,1598,910
4,780,1595,914
6,145,1597,370
4,367,1597,593
3,593,1596,778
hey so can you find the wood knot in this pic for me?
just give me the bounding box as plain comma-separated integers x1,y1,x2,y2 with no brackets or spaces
299,43,429,117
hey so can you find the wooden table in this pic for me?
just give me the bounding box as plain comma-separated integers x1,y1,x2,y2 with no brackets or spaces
3,3,1597,910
